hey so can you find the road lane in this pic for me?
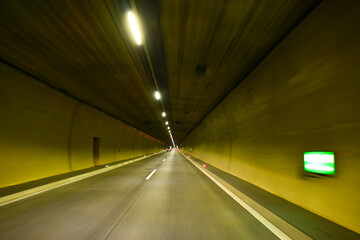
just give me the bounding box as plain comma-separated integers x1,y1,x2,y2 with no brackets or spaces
0,153,167,240
106,150,278,240
0,151,279,240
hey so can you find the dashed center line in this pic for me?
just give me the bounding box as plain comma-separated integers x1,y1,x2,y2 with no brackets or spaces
145,169,157,180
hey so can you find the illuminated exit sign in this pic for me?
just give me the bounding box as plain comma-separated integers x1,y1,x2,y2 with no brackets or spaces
304,152,335,175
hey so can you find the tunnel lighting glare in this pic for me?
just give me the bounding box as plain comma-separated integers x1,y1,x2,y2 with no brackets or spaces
162,112,166,117
304,152,335,175
165,121,168,125
127,11,142,45
154,91,161,100
167,126,170,129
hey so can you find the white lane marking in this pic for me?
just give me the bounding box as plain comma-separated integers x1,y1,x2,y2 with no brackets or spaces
145,169,157,180
184,155,292,240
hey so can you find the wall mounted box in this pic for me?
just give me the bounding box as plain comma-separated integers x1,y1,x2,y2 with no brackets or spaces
304,152,335,175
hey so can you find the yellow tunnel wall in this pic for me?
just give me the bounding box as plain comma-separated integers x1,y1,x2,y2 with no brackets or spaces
0,61,165,189
182,0,360,233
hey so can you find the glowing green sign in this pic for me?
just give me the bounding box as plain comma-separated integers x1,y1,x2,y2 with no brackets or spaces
304,152,335,175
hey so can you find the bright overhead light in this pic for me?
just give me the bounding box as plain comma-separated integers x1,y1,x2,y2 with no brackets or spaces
154,91,161,100
165,121,168,125
167,126,170,129
162,112,166,117
127,11,142,45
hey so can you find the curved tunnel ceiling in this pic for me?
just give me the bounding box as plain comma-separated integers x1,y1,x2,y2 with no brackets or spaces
0,0,320,144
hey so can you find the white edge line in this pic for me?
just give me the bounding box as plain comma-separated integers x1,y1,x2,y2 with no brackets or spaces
0,153,159,207
145,169,157,180
183,154,292,240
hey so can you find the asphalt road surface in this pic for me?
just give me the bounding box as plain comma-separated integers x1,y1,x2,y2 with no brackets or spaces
0,150,279,240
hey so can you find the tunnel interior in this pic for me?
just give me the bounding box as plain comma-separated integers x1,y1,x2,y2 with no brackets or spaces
0,0,360,239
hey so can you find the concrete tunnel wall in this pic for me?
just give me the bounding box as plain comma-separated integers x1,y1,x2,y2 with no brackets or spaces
0,62,165,189
182,0,360,233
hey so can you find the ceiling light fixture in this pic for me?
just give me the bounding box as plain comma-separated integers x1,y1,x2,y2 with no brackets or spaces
127,11,142,45
127,7,174,147
154,91,161,100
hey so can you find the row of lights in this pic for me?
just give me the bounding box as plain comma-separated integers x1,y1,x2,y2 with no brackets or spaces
127,10,175,147
155,90,175,147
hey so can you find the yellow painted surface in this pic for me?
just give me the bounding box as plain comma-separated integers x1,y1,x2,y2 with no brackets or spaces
183,0,360,233
0,62,164,188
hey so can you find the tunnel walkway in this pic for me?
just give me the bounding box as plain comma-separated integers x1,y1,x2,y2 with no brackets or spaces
0,151,280,240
